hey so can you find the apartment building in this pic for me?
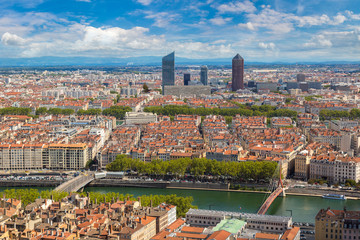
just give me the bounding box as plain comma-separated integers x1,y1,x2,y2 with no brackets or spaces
0,143,88,171
270,117,293,128
294,150,311,180
330,120,359,131
315,208,360,240
0,144,45,170
48,143,88,170
310,128,342,150
186,209,293,234
310,155,360,183
125,112,158,125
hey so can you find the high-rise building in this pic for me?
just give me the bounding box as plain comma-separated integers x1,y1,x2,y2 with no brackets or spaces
297,73,306,82
200,66,208,85
184,73,190,86
232,54,244,91
162,52,175,93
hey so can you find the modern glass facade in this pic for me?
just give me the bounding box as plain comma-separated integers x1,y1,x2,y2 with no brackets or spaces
200,65,208,85
162,52,175,93
184,73,190,86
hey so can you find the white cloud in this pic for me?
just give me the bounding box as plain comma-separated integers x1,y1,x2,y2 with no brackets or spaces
217,0,256,14
137,0,152,6
76,0,91,2
238,22,255,31
238,7,352,34
258,42,276,50
332,14,347,25
293,14,330,27
0,0,44,8
1,32,26,46
144,11,180,28
346,11,360,20
304,35,332,48
209,17,232,26
241,8,294,33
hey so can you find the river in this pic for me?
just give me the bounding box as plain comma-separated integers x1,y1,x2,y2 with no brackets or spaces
1,186,359,223
84,186,360,223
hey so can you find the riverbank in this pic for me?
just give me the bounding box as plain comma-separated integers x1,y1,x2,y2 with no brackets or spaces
0,180,63,187
286,187,360,200
88,179,230,190
1,178,359,200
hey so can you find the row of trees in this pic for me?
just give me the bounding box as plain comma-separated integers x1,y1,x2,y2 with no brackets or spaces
102,106,132,119
0,107,31,115
319,109,360,120
81,192,195,217
143,105,297,119
0,189,196,217
34,106,132,119
106,155,278,182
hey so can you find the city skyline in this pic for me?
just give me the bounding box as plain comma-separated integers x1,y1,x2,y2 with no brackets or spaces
0,0,359,63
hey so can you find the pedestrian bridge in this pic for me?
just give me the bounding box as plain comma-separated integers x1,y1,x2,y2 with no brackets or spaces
257,164,286,215
257,186,285,215
54,173,94,193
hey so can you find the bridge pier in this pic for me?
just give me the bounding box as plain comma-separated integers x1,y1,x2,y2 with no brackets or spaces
280,188,286,197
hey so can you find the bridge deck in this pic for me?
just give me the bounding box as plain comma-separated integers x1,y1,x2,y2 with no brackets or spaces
257,186,284,215
54,173,94,193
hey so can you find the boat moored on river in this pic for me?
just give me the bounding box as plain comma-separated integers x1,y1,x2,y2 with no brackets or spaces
322,194,346,200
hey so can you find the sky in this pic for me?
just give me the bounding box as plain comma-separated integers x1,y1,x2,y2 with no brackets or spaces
0,0,360,62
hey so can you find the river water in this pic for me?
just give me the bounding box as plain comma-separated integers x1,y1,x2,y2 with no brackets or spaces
1,186,359,223
84,187,360,223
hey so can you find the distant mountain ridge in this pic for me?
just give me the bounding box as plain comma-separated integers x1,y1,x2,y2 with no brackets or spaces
0,56,359,67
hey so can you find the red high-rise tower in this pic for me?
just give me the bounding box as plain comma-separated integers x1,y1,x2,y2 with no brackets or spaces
232,54,244,91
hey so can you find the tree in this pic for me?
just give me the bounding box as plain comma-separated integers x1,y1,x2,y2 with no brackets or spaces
35,107,47,115
102,106,132,119
143,83,150,93
285,98,293,104
0,107,32,116
345,179,356,187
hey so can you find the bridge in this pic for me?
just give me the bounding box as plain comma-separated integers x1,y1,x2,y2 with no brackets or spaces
54,173,94,193
257,164,286,215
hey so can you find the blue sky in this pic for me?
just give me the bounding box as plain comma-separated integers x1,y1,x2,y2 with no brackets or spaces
0,0,360,62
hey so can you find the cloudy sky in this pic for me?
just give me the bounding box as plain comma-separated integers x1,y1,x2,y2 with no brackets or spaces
1,0,360,62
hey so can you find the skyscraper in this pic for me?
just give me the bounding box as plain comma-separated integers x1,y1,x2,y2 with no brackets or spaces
232,54,244,91
184,73,190,86
200,65,208,85
162,52,175,93
297,73,306,82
